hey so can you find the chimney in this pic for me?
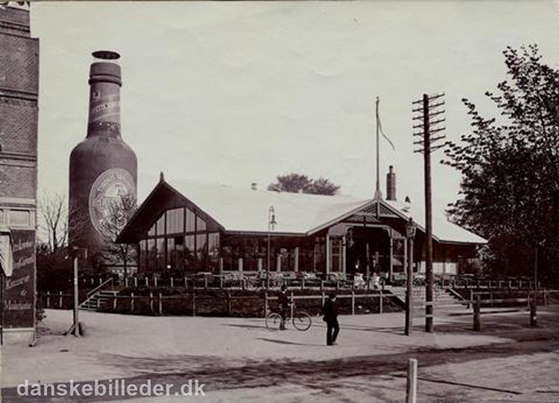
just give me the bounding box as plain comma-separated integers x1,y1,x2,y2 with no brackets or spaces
386,165,396,201
251,182,257,191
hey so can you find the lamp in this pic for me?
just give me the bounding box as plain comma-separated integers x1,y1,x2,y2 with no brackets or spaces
405,217,416,336
267,206,277,290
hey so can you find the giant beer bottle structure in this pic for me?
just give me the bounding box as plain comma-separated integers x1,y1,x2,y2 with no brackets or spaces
69,51,137,257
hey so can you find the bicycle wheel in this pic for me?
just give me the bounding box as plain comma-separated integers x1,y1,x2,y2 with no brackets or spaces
292,311,312,331
266,313,283,331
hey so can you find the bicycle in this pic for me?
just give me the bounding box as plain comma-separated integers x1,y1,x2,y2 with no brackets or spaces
266,302,312,331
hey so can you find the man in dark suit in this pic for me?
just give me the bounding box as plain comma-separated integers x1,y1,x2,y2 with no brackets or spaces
322,293,339,345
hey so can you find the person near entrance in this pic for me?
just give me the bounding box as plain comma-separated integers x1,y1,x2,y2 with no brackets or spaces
278,284,290,330
321,293,340,345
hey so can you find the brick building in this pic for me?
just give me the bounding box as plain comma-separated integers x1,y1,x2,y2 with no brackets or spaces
0,3,39,345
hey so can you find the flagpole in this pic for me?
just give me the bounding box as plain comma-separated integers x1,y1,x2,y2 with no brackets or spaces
375,97,382,201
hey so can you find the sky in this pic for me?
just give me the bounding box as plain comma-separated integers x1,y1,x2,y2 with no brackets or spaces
31,1,559,211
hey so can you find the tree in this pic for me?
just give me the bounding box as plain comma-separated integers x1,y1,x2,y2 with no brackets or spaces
100,195,138,279
443,45,559,280
268,173,340,195
38,192,68,252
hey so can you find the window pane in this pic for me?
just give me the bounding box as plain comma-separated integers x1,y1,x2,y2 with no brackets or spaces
197,233,208,269
166,208,185,235
196,216,207,232
184,235,196,271
156,214,165,236
147,239,156,271
156,238,165,271
186,208,195,232
167,237,175,270
175,236,185,271
148,223,155,237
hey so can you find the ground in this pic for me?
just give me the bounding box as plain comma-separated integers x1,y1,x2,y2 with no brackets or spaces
2,306,559,402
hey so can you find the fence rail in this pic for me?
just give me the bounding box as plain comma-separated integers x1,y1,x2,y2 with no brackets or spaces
39,289,399,318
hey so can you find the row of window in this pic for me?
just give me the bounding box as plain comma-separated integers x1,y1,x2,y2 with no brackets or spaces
139,233,220,272
147,207,207,238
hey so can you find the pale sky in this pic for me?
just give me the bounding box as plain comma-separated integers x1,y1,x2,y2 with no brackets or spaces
31,1,559,210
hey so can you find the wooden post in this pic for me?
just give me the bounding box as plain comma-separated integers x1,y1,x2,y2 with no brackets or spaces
294,247,299,272
473,295,481,331
97,296,100,310
158,293,163,316
405,290,412,336
321,292,325,307
46,291,50,308
131,293,135,313
529,294,537,328
192,294,196,317
170,278,174,288
406,358,418,403
301,278,305,291
351,291,355,315
59,291,63,309
468,289,473,309
204,275,208,290
543,289,548,306
113,295,117,310
379,289,383,314
227,291,232,316
149,292,153,312
264,292,268,316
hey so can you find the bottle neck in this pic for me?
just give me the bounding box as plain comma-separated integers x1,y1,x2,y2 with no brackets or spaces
86,62,122,138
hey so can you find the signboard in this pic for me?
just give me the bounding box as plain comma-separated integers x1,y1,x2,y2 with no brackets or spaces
2,229,35,329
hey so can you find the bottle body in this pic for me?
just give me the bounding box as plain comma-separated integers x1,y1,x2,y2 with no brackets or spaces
68,52,137,258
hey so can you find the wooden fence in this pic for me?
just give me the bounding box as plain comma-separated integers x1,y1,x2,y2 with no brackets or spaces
39,290,400,318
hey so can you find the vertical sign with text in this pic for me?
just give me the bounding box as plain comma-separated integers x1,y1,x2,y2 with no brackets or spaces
3,229,35,328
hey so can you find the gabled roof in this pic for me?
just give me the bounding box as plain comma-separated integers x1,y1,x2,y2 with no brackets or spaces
121,179,486,245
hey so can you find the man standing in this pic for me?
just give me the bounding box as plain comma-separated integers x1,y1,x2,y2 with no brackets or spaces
322,293,339,346
278,284,290,330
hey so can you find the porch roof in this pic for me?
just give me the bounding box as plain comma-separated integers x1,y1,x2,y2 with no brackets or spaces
124,179,486,245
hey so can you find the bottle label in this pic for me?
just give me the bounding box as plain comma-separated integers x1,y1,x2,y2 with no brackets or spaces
88,168,136,238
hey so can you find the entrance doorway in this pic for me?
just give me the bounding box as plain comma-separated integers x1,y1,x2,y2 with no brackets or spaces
346,227,390,277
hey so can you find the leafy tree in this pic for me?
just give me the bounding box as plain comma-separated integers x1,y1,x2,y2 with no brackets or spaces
443,45,559,280
268,173,340,195
100,195,138,279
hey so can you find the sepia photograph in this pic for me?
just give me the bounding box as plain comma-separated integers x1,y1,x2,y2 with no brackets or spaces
0,1,558,402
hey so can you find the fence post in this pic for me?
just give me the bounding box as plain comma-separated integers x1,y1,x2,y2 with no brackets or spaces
184,277,188,289
227,291,231,316
379,289,383,314
192,294,196,317
170,278,174,288
543,289,548,306
97,296,100,310
473,294,481,331
158,293,163,316
264,292,268,317
321,292,325,307
46,292,50,309
113,295,117,310
59,291,63,308
149,292,153,312
131,293,135,313
529,294,537,328
351,291,355,315
301,278,305,290
467,289,473,309
406,358,418,403
204,276,208,290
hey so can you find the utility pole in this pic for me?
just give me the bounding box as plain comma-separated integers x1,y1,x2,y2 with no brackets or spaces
412,93,446,333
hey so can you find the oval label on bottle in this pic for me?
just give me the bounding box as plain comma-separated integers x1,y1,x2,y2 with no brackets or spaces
89,168,136,238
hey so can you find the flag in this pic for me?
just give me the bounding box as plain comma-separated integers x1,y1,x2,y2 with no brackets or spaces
378,114,396,151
